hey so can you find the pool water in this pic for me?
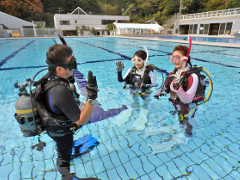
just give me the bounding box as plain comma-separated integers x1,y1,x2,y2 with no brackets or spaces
0,37,239,179
134,35,240,44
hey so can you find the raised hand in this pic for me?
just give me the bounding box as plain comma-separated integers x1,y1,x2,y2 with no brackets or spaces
116,61,124,72
86,71,98,100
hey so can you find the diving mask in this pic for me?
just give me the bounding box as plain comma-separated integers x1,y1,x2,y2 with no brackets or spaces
60,56,77,70
131,57,145,65
46,55,77,70
168,55,188,64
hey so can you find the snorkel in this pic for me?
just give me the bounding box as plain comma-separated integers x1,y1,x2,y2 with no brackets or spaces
186,36,192,58
143,46,149,67
182,36,192,69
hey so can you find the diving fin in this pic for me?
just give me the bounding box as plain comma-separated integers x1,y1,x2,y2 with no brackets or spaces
71,134,99,159
72,173,101,180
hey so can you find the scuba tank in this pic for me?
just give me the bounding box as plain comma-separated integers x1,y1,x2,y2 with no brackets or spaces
14,80,43,137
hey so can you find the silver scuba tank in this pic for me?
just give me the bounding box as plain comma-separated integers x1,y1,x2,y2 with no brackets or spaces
14,82,42,137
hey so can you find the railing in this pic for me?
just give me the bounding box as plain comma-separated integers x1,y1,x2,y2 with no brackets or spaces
180,7,240,20
160,14,178,34
22,28,59,37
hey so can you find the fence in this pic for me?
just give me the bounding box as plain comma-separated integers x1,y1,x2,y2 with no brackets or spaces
22,28,60,37
0,28,60,38
180,7,240,20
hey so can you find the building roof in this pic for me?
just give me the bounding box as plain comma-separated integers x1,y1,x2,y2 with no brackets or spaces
0,11,36,29
114,22,162,32
144,20,158,24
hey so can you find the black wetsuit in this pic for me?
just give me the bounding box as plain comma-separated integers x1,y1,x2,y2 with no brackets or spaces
44,73,80,180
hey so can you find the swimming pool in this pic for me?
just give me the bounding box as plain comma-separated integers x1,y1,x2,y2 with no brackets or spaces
133,35,240,44
0,37,239,179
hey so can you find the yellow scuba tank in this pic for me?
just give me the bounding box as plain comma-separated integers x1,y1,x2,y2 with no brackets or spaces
14,81,43,137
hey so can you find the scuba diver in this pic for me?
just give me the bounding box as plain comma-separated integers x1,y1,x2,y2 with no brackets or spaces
14,44,98,180
43,44,98,179
115,47,158,130
116,47,157,96
154,36,212,137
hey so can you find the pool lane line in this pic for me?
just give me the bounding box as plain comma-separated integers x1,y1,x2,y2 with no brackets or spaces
115,36,240,48
71,39,171,75
95,38,240,69
113,37,240,58
0,65,47,71
0,39,16,46
193,57,240,68
96,38,172,55
71,39,132,60
0,40,35,67
52,38,57,44
0,58,124,71
0,56,170,76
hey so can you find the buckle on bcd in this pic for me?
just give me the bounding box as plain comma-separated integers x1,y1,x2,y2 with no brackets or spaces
179,115,184,122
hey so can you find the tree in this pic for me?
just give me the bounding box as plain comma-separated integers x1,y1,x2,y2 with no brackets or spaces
0,0,43,19
166,0,180,15
206,0,228,11
98,2,119,15
181,0,208,14
75,0,101,14
98,0,136,14
106,23,116,31
227,0,240,8
41,0,65,14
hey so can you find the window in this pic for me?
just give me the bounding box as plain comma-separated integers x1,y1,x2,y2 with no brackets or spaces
75,20,77,23
219,23,226,35
199,24,204,34
225,22,232,35
189,25,193,34
102,20,115,25
60,20,70,25
118,20,127,23
193,24,197,34
204,24,209,34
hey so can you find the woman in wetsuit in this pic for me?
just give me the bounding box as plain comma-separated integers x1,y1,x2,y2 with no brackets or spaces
115,48,158,130
155,42,199,136
116,49,157,97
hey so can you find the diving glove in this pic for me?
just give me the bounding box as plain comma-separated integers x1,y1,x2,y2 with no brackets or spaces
116,61,124,72
86,71,98,100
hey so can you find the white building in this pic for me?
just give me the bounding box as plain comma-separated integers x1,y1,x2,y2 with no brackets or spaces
54,7,130,36
0,11,36,37
113,22,162,35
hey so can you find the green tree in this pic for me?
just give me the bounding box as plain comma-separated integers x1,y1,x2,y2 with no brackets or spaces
182,0,208,14
75,0,101,14
206,0,228,11
98,1,119,15
166,0,180,15
106,23,116,31
98,0,136,14
41,0,65,14
227,0,240,8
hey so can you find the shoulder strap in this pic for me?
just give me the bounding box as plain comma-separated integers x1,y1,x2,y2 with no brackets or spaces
180,66,202,91
34,75,69,101
182,66,202,78
44,80,68,92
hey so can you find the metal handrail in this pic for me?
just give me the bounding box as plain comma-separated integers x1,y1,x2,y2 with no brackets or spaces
180,7,240,20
